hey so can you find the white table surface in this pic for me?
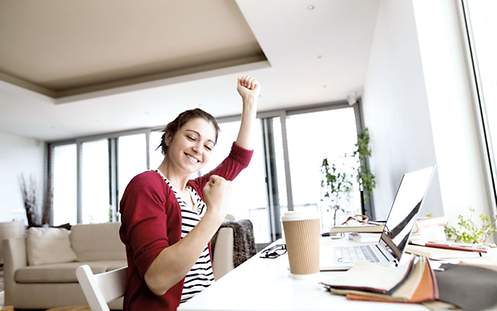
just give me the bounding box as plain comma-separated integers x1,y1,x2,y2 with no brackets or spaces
179,238,428,311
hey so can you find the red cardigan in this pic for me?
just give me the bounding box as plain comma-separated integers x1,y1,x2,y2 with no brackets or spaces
119,143,253,311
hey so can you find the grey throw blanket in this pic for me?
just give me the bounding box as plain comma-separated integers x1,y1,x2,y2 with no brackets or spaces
212,219,256,267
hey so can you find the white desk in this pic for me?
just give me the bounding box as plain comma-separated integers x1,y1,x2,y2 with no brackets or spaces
179,238,427,311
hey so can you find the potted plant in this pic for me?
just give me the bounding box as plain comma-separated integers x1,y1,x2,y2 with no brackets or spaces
19,175,40,227
19,174,53,227
444,209,497,244
320,158,354,228
320,128,376,228
354,128,376,208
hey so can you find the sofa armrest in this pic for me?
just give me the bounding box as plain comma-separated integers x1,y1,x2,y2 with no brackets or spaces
3,237,27,305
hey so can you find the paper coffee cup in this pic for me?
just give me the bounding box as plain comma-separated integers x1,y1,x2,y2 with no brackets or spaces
281,211,320,276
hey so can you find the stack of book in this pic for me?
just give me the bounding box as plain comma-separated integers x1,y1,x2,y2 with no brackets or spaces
320,256,438,303
329,222,384,234
410,216,448,242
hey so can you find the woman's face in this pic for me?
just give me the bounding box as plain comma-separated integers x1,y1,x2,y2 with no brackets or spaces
166,117,217,175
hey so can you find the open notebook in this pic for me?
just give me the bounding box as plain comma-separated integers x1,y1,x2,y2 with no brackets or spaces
321,256,439,303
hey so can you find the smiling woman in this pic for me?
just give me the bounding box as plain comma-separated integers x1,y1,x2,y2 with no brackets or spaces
118,76,260,310
157,109,220,183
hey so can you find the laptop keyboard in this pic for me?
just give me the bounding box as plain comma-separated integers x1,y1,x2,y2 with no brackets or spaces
335,245,380,263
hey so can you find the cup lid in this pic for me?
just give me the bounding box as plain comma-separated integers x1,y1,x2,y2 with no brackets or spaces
281,210,320,222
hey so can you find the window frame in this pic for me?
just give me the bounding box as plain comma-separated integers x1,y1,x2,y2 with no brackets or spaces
458,0,497,212
47,101,368,241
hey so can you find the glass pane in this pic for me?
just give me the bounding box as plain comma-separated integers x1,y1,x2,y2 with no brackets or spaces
466,0,497,201
52,144,77,225
286,108,361,232
201,120,270,243
118,134,147,200
149,130,164,170
81,139,110,224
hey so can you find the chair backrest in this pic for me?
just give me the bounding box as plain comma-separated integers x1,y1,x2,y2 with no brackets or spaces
212,219,256,279
212,227,235,280
76,264,127,311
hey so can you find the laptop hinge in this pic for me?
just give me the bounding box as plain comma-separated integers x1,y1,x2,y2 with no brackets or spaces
376,244,397,265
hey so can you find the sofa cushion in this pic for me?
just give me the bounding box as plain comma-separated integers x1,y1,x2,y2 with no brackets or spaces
27,227,77,266
70,223,125,261
15,260,126,283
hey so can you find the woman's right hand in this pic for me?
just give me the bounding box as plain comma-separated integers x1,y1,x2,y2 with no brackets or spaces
203,175,230,223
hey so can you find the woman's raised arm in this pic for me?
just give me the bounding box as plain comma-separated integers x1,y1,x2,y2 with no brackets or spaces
235,75,260,150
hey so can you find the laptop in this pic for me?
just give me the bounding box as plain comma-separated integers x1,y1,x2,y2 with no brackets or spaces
320,165,435,271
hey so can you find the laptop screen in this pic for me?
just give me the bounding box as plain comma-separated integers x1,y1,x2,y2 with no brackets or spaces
379,166,435,261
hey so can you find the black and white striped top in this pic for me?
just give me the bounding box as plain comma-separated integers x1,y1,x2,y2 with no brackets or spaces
155,170,214,304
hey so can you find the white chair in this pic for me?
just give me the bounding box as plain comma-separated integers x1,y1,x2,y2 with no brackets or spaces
212,227,235,279
212,219,256,280
76,264,127,311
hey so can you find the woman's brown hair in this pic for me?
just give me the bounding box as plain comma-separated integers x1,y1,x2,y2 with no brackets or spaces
158,108,220,155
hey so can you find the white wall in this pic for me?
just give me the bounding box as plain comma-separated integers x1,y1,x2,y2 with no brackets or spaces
362,0,443,220
412,0,492,222
0,131,45,222
363,0,492,224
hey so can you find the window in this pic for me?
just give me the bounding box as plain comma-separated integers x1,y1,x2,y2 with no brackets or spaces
48,104,363,242
285,108,361,231
81,139,110,223
266,117,288,240
201,120,270,243
463,0,497,206
149,130,164,170
118,134,147,200
52,144,77,225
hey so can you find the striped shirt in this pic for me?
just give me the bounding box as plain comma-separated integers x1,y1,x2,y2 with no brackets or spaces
155,170,214,304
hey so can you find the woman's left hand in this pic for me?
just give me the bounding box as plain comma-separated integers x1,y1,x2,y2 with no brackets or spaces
235,75,259,148
237,75,261,102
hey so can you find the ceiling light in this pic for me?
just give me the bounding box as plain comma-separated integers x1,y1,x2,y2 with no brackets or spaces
347,92,360,105
307,5,315,10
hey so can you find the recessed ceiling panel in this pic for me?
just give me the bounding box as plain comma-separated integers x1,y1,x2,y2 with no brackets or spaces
0,0,266,98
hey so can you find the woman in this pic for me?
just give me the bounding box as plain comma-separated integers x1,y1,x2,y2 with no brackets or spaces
119,75,260,310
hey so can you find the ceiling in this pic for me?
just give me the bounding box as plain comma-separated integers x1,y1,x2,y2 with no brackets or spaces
0,0,380,142
0,0,265,97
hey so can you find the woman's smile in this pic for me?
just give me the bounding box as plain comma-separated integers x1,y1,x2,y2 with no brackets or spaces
185,153,201,164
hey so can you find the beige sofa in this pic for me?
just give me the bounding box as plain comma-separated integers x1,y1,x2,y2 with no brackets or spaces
3,221,252,309
3,223,126,309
